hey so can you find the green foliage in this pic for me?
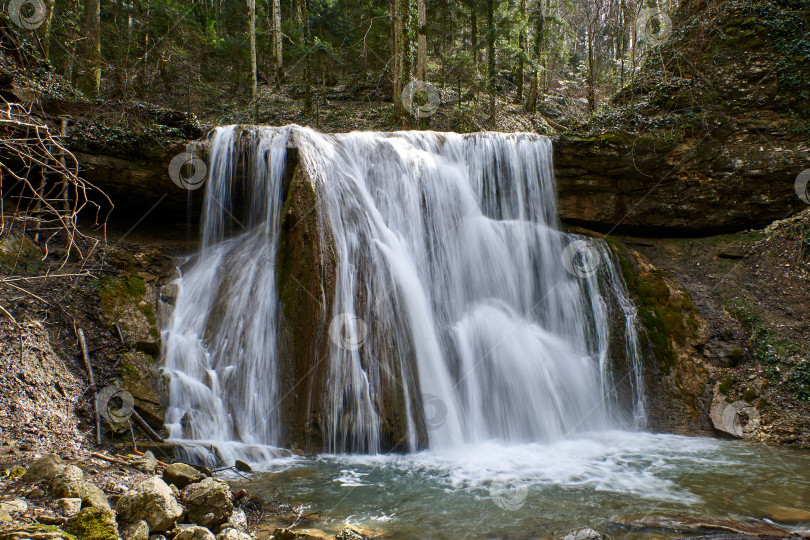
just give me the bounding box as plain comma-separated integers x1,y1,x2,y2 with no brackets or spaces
719,376,733,395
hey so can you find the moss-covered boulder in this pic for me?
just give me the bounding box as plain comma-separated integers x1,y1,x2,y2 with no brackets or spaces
97,272,160,353
119,351,168,432
64,508,119,540
0,231,42,276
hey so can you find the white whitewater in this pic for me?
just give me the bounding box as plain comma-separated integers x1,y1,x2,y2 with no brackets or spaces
162,125,645,460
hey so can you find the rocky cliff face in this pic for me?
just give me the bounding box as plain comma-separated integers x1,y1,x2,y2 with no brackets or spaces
556,0,809,235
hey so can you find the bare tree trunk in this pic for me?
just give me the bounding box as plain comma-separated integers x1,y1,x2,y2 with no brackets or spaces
391,0,403,114
416,0,426,81
81,0,101,98
486,0,495,128
516,0,526,102
36,0,55,60
248,0,258,121
295,0,312,113
587,24,596,112
470,3,478,70
525,0,544,112
271,0,283,86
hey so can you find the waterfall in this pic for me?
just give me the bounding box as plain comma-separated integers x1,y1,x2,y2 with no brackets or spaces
162,125,645,460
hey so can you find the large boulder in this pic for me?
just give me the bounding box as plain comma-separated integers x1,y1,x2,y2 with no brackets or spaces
57,498,83,517
130,452,159,475
174,527,215,540
162,463,204,490
64,507,119,540
22,454,65,483
181,479,233,530
117,477,184,533
50,465,86,499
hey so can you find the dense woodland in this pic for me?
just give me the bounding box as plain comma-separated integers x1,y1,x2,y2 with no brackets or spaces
4,0,699,127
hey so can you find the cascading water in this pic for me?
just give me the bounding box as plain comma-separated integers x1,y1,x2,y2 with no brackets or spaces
162,125,644,460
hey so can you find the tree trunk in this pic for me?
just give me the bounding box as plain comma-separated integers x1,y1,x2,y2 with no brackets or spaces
36,0,55,60
486,0,495,128
471,3,478,71
295,0,312,113
416,0,426,81
516,0,526,102
391,0,403,114
587,24,595,112
525,0,544,112
81,0,101,98
248,0,258,121
272,0,283,86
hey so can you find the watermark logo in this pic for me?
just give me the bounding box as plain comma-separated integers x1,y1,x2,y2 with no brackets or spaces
795,169,810,204
168,151,208,191
96,385,134,424
329,313,368,351
7,0,47,29
636,8,672,47
721,400,761,438
401,80,440,119
489,477,528,511
421,393,448,431
562,239,601,278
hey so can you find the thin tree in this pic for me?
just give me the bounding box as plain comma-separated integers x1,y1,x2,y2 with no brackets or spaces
296,0,312,113
516,0,526,102
391,0,403,115
416,0,426,81
35,0,55,60
271,0,283,87
248,0,258,121
81,0,101,98
486,0,495,127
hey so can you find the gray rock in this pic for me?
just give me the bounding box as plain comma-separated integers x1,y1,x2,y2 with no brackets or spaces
215,529,252,540
233,461,251,473
334,527,365,540
0,524,75,539
131,452,159,475
174,527,215,540
561,528,604,540
221,509,247,533
121,520,150,540
56,498,82,517
117,477,184,533
49,465,86,499
0,499,28,514
0,508,10,522
82,483,112,512
181,478,233,529
26,487,45,499
162,463,204,490
22,454,65,483
148,536,166,540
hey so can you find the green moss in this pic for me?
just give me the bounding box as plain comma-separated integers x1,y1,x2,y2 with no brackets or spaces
719,376,733,395
98,274,147,315
64,508,118,540
743,388,757,402
9,466,25,478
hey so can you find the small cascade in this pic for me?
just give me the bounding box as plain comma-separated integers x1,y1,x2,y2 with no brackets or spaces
162,126,291,463
162,125,644,461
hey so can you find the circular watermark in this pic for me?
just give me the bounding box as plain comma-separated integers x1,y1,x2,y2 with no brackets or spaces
635,8,672,47
421,393,448,431
96,385,134,424
562,239,601,279
489,477,528,511
8,0,47,29
401,80,440,119
795,169,810,204
721,400,761,438
329,313,368,351
168,152,208,191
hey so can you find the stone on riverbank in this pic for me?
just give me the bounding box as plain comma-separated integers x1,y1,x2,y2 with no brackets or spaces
181,478,233,530
117,477,184,532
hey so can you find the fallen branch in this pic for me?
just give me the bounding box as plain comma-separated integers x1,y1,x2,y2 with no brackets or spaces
131,408,164,443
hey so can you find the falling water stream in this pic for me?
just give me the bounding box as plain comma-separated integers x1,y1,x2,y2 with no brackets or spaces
161,125,810,538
